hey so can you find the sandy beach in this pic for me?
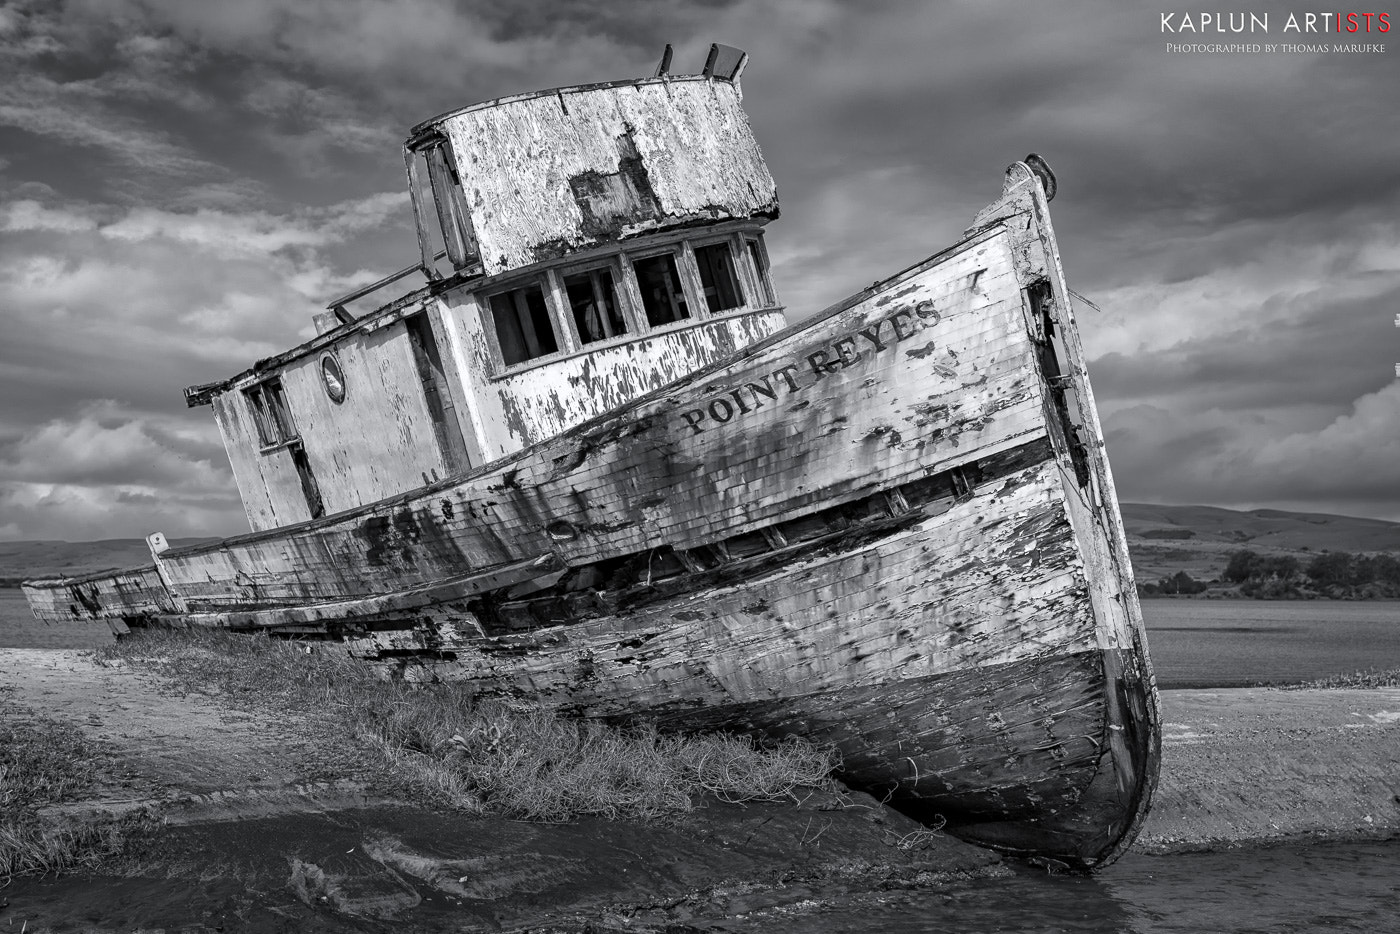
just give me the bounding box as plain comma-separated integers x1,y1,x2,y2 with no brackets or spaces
2,646,1397,931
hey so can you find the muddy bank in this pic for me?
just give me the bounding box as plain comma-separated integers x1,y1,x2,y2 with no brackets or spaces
3,649,1399,931
0,649,999,932
3,794,1001,933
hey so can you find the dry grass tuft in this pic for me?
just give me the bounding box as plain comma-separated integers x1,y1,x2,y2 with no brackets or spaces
97,628,837,822
0,717,151,879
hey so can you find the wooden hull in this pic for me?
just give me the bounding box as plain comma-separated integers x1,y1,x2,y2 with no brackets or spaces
23,164,1160,868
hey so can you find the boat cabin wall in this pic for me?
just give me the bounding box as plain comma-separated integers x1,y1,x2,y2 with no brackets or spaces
212,311,468,532
421,220,784,458
210,220,784,529
410,76,778,278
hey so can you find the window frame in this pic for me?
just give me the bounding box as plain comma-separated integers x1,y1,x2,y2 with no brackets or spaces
244,377,298,451
481,274,568,373
690,237,747,315
743,233,776,307
557,257,636,349
624,246,700,331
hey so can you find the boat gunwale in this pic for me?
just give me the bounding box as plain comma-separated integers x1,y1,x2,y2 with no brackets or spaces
22,565,164,589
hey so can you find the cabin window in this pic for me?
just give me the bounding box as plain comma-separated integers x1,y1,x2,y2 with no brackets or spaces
633,253,690,327
245,378,296,448
746,236,775,306
320,354,347,404
694,242,744,313
564,266,628,345
489,283,559,366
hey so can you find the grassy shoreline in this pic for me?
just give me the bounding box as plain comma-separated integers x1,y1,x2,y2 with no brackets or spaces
1,628,838,879
93,628,837,822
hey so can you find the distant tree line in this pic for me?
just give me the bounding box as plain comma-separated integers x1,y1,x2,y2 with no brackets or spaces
1140,570,1209,596
1140,549,1400,599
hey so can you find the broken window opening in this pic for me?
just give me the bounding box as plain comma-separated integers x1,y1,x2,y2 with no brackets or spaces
746,236,775,306
694,242,745,313
245,378,297,448
632,252,690,327
564,266,628,345
489,283,559,367
1028,281,1092,489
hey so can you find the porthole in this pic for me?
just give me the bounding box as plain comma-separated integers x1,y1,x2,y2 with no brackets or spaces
320,354,347,404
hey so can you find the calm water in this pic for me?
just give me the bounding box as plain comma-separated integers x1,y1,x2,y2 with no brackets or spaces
1141,599,1400,688
753,842,1400,933
4,589,1397,931
6,839,1397,931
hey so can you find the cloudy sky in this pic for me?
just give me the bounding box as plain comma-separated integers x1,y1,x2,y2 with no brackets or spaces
1,0,1397,541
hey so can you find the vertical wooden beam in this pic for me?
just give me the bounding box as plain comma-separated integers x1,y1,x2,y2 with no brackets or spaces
677,241,707,318
425,300,485,469
544,268,580,354
404,148,442,281
616,251,649,332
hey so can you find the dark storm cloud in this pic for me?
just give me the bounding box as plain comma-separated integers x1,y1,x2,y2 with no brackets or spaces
1,0,1397,538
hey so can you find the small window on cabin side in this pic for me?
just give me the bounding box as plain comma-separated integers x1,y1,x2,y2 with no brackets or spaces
746,237,774,306
694,242,744,314
489,284,558,367
565,267,628,345
245,378,297,448
633,253,690,327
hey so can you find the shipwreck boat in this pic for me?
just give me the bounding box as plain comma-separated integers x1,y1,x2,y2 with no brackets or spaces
24,46,1159,868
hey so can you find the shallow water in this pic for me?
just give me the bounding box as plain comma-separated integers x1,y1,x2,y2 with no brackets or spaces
754,842,1400,933
1143,599,1400,688
5,840,1397,932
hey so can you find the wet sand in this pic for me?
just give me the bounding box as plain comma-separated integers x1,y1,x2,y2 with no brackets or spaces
1,648,1397,932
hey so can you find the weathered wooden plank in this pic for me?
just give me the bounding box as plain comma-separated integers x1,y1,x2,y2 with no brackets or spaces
23,565,174,623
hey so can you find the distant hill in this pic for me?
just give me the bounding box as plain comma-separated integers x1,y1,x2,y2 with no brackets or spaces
1,503,1396,589
0,538,218,586
1121,504,1400,583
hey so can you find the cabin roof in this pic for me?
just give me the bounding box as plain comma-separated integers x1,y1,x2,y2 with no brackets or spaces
407,74,736,146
